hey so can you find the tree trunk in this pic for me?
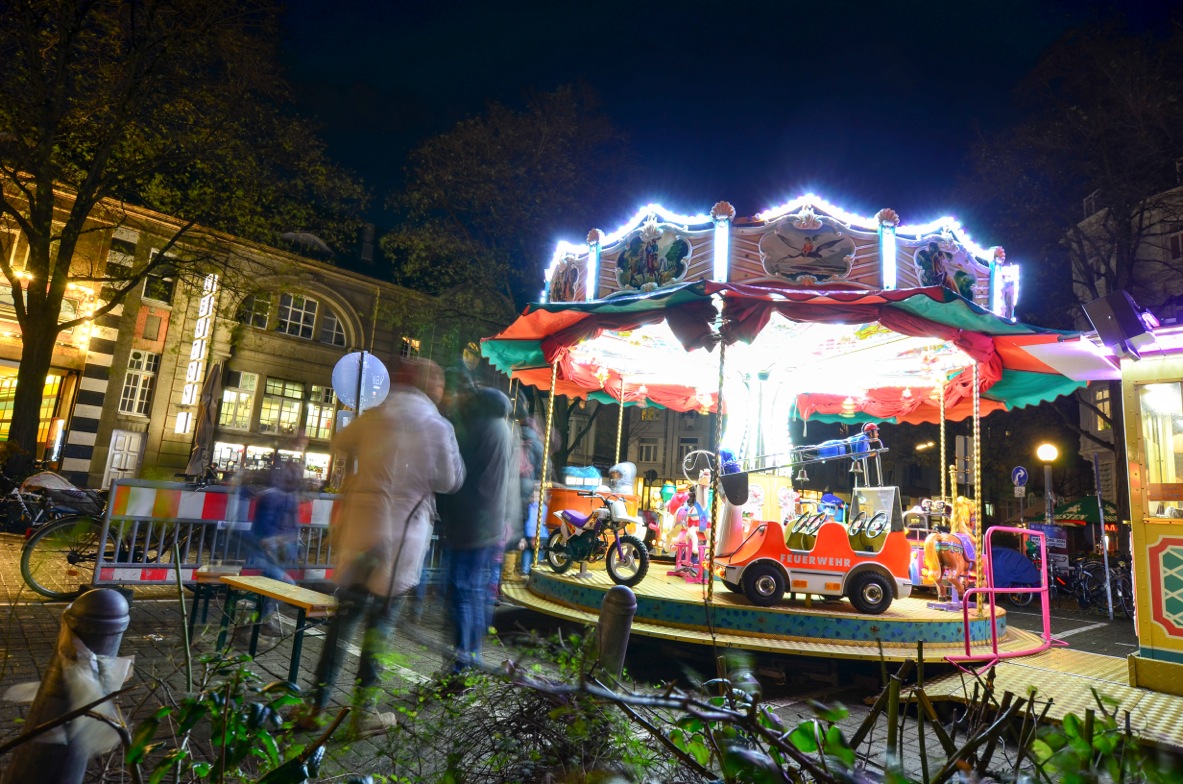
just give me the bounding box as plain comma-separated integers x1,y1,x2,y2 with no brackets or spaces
6,322,57,476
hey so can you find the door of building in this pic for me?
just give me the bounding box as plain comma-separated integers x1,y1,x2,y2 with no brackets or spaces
102,429,144,490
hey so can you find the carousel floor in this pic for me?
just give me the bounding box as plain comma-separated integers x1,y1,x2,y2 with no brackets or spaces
502,566,1043,664
924,648,1183,749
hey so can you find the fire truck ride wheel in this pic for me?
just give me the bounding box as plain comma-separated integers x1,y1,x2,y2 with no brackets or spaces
847,571,893,614
721,578,743,593
742,562,786,607
545,531,573,574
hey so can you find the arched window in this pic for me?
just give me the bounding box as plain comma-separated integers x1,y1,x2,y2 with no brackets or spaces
237,293,271,328
319,309,346,347
276,294,318,339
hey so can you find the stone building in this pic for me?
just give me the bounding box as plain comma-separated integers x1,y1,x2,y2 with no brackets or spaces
2,200,454,489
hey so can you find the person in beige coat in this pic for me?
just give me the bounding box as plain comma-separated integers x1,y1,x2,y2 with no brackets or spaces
296,358,464,733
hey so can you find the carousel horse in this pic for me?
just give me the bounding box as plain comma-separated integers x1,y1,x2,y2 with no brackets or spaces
923,497,978,603
923,530,973,602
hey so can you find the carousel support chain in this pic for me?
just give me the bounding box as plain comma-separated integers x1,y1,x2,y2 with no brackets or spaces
534,359,560,557
973,362,984,617
707,338,727,603
939,379,947,503
615,377,626,464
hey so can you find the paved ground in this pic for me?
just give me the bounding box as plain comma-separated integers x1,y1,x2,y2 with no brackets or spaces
0,531,1142,781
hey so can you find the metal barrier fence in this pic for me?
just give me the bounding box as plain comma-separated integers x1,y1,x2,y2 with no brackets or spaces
92,479,447,588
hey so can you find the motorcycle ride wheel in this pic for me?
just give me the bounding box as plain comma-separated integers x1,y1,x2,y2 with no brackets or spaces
605,534,649,587
545,531,573,574
20,516,110,600
1009,590,1035,607
847,570,893,615
742,562,785,607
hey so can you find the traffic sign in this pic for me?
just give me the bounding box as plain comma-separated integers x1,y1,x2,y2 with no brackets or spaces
332,351,390,413
1011,466,1029,487
1014,486,1026,497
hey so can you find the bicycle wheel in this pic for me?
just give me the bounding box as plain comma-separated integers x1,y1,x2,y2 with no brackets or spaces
20,516,111,600
1108,572,1136,619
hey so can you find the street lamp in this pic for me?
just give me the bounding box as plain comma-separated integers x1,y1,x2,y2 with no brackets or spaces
1037,443,1059,526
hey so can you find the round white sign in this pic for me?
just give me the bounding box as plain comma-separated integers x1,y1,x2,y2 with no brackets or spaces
332,352,390,412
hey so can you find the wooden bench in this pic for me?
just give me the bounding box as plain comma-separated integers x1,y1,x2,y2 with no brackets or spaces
188,565,243,637
215,575,337,684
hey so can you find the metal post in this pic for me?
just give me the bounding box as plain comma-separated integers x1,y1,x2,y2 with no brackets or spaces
708,338,727,603
1093,456,1114,620
5,589,130,784
973,363,983,615
939,378,947,503
597,585,636,681
615,377,626,464
1044,464,1054,527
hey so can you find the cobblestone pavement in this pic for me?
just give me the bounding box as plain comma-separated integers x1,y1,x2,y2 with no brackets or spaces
0,531,1116,782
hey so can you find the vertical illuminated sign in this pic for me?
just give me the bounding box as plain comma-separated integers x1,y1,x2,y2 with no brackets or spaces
711,201,735,283
176,273,218,433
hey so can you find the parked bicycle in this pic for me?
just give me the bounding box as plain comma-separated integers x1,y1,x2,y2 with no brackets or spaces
19,472,219,600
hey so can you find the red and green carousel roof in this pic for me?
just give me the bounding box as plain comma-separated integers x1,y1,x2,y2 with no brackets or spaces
481,281,1086,424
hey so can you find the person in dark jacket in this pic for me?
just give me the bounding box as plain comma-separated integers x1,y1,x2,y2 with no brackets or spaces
438,385,517,674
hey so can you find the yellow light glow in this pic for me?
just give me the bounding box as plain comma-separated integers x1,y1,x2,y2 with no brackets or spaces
1036,443,1059,463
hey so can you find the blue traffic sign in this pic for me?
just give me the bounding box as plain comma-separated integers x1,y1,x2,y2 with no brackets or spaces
1011,466,1029,487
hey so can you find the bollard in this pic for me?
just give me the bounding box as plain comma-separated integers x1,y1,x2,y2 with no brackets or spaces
596,585,636,681
5,589,131,784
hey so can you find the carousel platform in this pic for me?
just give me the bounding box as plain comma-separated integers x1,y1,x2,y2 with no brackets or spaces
502,566,1044,664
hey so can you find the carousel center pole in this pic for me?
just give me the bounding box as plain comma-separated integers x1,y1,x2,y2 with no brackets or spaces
534,360,560,559
707,338,727,604
973,362,984,617
616,377,626,463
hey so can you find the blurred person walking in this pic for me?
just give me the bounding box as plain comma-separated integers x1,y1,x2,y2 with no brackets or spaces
518,414,545,575
296,358,464,734
239,446,305,638
438,384,517,675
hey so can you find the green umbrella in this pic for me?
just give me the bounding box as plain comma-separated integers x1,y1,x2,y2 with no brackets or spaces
1053,497,1120,526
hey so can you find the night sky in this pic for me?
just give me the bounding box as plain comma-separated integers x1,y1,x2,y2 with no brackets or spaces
278,0,1175,246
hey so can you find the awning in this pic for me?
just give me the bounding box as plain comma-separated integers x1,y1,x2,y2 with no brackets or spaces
481,283,1089,421
1054,497,1121,527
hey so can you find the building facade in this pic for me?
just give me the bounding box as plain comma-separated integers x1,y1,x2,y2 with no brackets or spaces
2,201,448,489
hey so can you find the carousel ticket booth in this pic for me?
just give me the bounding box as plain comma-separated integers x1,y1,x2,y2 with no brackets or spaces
1122,343,1183,695
487,193,1090,663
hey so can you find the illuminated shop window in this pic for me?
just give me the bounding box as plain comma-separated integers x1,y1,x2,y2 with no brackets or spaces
276,294,318,339
259,378,304,435
0,374,61,441
119,351,160,416
400,335,420,359
219,371,258,430
305,385,336,440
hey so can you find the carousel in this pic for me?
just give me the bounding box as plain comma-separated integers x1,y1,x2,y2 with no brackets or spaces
488,195,1094,664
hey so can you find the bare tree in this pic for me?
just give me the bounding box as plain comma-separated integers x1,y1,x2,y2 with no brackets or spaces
0,0,366,473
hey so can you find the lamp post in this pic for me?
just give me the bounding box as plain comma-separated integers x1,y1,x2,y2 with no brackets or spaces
1036,443,1059,526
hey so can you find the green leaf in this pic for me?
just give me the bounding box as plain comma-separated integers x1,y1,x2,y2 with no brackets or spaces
259,730,281,767
789,721,820,753
1063,713,1083,739
193,762,211,777
126,716,160,764
677,716,703,733
687,737,711,767
1031,738,1056,763
810,700,849,723
669,728,686,749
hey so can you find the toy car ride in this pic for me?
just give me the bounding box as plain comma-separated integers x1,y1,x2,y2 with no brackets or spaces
716,485,912,613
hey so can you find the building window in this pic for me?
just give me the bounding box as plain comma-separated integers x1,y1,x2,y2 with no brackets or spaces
678,436,699,463
1095,387,1111,432
276,294,318,339
637,438,659,464
119,351,160,416
400,336,420,358
259,378,304,434
143,252,176,303
106,237,136,279
640,407,660,421
218,371,257,430
679,411,700,430
319,310,346,347
142,314,162,341
1082,189,1099,218
1169,225,1183,262
0,373,61,441
305,385,336,440
237,293,271,329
